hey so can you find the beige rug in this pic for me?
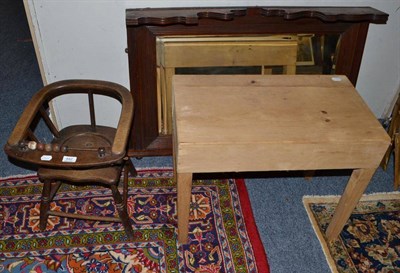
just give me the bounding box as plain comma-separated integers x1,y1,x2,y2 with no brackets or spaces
303,193,400,272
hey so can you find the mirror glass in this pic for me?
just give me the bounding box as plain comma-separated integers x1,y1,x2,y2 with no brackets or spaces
174,34,341,75
156,34,342,134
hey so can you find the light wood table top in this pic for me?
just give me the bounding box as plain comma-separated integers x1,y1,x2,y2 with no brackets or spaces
172,75,390,243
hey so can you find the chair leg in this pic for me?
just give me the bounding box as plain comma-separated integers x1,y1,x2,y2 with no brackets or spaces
111,185,134,240
40,180,52,230
123,162,129,205
122,157,137,205
303,170,315,181
125,157,137,177
382,105,400,171
395,133,400,190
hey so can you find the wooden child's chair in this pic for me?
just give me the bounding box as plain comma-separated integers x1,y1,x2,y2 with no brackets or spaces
4,80,136,239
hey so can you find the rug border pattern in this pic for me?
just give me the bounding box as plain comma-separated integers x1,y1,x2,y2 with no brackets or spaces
303,192,400,273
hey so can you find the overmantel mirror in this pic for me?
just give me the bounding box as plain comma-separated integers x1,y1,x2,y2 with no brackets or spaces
125,6,388,157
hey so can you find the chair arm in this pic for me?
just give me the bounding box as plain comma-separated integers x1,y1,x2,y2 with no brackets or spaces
6,80,134,165
7,85,53,147
111,85,134,156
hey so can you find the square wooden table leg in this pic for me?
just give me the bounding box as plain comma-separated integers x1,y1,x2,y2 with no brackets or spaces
177,172,193,244
325,168,377,241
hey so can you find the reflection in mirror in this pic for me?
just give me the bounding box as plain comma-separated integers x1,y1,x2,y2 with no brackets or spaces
173,34,341,75
156,34,341,134
296,34,341,75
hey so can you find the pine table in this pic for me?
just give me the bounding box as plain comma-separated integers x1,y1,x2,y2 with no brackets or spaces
172,75,390,244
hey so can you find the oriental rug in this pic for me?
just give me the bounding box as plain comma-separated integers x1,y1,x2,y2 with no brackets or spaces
0,168,269,273
303,193,400,273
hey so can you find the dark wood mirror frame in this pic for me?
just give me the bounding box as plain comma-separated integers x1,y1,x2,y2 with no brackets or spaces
126,6,388,157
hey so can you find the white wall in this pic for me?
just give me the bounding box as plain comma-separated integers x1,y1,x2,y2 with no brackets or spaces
25,0,400,126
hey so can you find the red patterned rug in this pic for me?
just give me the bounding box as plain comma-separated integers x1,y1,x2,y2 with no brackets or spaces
0,168,269,272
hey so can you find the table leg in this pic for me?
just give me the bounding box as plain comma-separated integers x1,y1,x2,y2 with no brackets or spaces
325,168,376,241
177,172,193,244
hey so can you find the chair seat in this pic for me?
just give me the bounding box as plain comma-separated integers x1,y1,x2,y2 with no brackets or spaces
39,123,121,185
54,125,116,149
38,165,123,185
